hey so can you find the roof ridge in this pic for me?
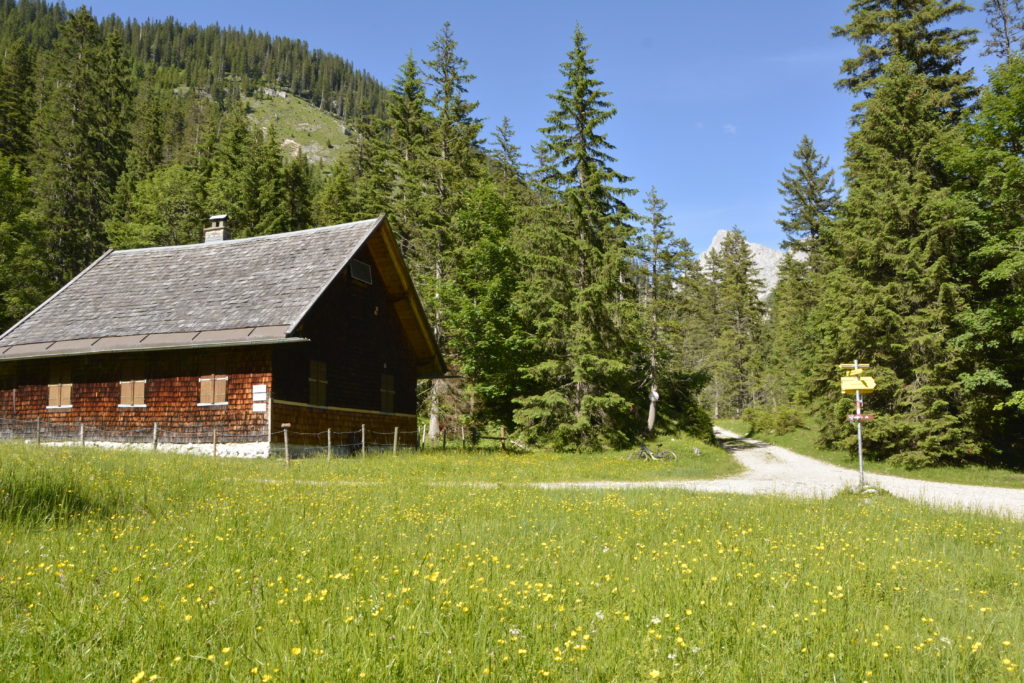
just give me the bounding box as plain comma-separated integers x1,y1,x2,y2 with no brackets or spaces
110,217,383,255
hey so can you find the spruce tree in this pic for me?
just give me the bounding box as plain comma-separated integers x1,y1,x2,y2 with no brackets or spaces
775,136,840,252
0,37,35,163
767,136,839,404
833,0,978,109
0,153,47,328
490,116,523,184
419,25,483,441
954,56,1024,461
701,229,766,419
31,7,132,284
514,25,637,449
813,59,981,466
980,0,1024,61
636,187,705,435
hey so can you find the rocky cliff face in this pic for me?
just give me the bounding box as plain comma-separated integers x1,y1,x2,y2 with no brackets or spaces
699,229,787,298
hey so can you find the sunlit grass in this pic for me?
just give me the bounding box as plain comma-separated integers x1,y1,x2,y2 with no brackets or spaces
1,444,1021,680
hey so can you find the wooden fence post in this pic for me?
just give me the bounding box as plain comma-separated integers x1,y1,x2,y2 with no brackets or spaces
442,428,447,450
360,424,366,456
35,416,40,444
500,426,506,451
79,422,84,447
327,428,332,461
461,425,466,449
282,424,290,465
212,428,218,458
393,425,399,455
152,422,158,450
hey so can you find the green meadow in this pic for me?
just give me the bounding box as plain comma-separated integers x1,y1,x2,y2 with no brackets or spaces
1,443,1021,681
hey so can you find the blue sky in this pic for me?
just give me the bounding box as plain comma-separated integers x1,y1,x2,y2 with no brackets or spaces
86,1,996,251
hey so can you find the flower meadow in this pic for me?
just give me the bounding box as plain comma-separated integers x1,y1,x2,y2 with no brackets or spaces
1,444,1022,681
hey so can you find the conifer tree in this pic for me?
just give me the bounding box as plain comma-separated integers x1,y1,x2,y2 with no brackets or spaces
0,154,47,328
775,136,839,252
833,0,978,109
31,7,132,284
0,37,35,163
767,136,839,404
419,25,483,441
954,56,1024,461
281,150,314,232
981,0,1024,61
514,26,637,449
636,187,704,434
702,229,765,419
107,163,206,248
490,116,523,184
813,59,981,466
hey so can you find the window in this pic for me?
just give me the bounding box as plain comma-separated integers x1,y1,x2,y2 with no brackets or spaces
309,360,327,405
119,379,146,408
350,258,373,285
119,360,146,408
47,363,72,409
380,373,395,413
198,375,228,406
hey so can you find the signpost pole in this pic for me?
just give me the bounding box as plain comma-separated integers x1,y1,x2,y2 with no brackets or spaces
854,359,864,489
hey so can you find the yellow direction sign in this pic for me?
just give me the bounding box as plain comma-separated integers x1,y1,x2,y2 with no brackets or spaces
841,375,876,394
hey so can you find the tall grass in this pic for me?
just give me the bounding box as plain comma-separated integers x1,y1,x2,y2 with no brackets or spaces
0,444,1021,680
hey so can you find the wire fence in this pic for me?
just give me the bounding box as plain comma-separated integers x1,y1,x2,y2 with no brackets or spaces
268,426,421,459
0,415,518,458
0,416,268,449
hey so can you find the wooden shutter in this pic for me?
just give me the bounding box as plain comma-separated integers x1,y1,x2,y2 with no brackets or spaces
134,379,146,406
199,376,213,404
120,380,133,406
48,382,61,407
213,376,227,404
58,383,71,407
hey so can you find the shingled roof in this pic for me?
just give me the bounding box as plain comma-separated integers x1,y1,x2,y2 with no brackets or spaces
0,216,443,374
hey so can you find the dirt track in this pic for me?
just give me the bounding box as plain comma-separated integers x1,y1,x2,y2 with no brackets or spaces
537,428,1024,520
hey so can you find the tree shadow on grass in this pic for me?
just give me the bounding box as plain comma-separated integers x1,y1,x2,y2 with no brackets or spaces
0,471,118,526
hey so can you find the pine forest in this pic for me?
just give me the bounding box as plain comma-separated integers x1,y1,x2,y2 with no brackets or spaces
4,0,1024,468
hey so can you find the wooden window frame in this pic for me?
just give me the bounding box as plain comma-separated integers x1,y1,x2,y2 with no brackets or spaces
308,360,327,406
198,375,229,406
46,363,72,410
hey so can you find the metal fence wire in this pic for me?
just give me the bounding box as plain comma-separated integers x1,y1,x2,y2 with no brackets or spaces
0,416,267,447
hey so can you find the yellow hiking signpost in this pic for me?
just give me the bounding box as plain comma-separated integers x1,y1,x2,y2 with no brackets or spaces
839,360,876,488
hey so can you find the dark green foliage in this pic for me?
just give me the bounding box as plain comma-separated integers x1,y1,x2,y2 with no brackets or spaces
775,136,839,251
952,56,1024,461
636,187,707,437
30,7,132,284
813,59,982,466
513,26,638,450
833,0,978,110
701,229,766,420
106,164,206,249
205,108,287,237
0,154,47,328
0,0,386,120
743,405,805,436
0,37,35,162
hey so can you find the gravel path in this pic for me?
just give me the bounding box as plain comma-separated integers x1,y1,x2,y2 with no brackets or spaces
538,428,1024,520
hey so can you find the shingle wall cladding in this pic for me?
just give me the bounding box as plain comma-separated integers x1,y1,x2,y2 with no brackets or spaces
0,347,272,435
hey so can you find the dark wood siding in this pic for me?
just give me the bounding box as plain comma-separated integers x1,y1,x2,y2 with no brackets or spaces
272,243,418,415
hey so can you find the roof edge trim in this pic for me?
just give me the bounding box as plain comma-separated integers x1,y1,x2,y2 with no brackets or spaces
0,336,309,363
